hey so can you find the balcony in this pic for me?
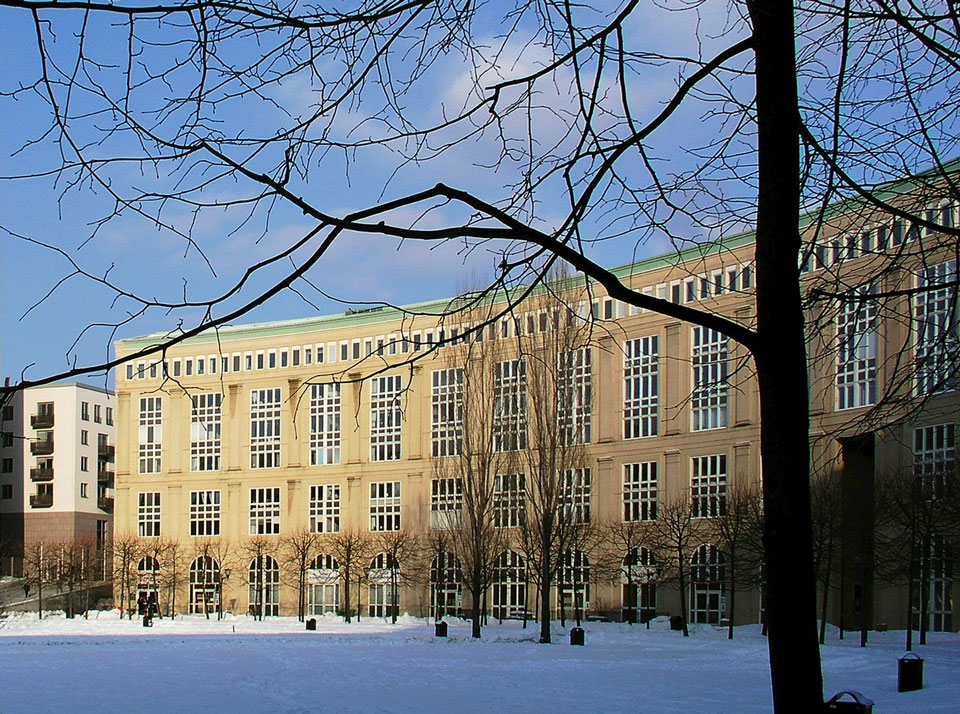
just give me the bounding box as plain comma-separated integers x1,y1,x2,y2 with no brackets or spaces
31,413,54,429
98,496,114,512
97,469,114,486
30,493,53,508
30,468,54,482
30,440,54,456
98,443,115,461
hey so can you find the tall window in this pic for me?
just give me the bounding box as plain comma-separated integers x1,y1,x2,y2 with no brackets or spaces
556,549,591,618
310,383,341,466
558,348,592,444
430,477,463,530
914,260,959,395
915,535,954,632
431,552,463,619
191,393,222,471
836,288,878,410
559,468,591,524
914,423,956,500
494,360,527,452
189,490,221,537
309,484,341,533
248,555,280,617
624,336,659,438
369,481,401,531
309,554,341,615
431,368,463,457
494,473,526,528
370,376,403,461
189,556,220,614
690,544,726,624
249,487,281,535
368,552,401,618
692,455,727,519
492,550,527,620
138,397,162,474
623,462,658,521
137,492,161,537
692,328,729,431
250,388,281,469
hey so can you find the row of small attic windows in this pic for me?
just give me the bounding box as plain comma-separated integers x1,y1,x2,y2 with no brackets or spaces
801,200,958,274
124,263,755,382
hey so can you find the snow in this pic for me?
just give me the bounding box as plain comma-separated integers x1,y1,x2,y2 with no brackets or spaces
0,612,957,713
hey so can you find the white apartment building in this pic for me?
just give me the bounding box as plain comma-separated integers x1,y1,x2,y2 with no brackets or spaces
0,382,116,573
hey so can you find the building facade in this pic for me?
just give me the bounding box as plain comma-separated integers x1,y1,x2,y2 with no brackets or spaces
0,382,116,576
112,186,958,630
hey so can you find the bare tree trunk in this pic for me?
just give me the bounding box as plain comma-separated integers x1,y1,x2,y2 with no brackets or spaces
818,545,832,645
748,3,824,708
678,554,689,638
727,559,736,640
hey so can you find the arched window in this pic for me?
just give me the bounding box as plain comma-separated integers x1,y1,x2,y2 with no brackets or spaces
137,556,161,604
556,549,590,620
308,553,341,616
492,550,527,621
690,544,725,625
367,552,401,618
430,551,463,619
189,556,220,615
914,535,954,632
622,547,658,624
248,554,280,617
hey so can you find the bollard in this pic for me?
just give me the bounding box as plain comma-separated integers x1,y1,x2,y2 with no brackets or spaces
897,652,923,693
435,620,448,637
306,618,317,631
570,627,584,646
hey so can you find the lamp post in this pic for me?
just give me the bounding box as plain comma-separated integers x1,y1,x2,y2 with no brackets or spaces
218,568,232,621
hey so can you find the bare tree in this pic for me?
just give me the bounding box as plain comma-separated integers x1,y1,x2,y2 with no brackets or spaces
876,460,959,650
194,539,234,619
280,527,321,622
326,529,373,624
370,530,421,624
240,537,275,620
138,538,170,618
161,538,188,618
514,297,592,644
112,532,141,620
809,470,842,645
599,519,660,625
650,494,705,638
4,3,960,708
432,309,511,637
713,482,764,640
21,540,50,619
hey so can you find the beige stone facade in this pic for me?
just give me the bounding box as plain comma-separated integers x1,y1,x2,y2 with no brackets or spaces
113,189,958,629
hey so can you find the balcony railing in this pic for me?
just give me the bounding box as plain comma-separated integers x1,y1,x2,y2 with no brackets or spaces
31,413,54,429
30,440,54,456
98,496,114,512
30,494,53,508
30,468,54,482
98,443,115,460
97,469,114,485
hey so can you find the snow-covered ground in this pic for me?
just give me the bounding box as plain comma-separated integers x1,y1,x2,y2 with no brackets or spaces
0,611,956,713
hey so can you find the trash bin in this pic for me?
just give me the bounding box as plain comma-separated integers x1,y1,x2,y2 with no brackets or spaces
669,615,683,631
824,690,874,712
570,627,584,646
306,618,317,631
142,615,152,628
435,621,448,637
897,652,923,693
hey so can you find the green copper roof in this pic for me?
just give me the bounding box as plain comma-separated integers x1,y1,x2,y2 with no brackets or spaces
117,158,958,352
